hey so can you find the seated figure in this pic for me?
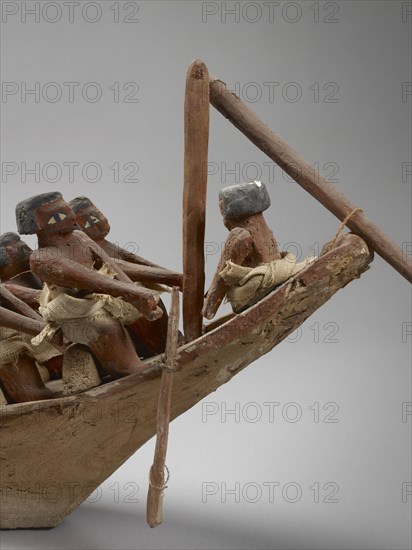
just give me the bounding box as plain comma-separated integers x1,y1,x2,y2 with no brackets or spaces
203,181,314,317
69,196,169,358
1,234,63,381
0,232,42,289
16,192,162,380
0,299,58,403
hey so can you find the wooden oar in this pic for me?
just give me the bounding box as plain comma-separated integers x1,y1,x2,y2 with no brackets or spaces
182,59,210,341
209,75,412,284
146,286,180,528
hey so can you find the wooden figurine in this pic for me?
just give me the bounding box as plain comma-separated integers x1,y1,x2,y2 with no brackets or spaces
0,290,58,403
1,284,97,396
0,232,42,289
69,197,183,287
203,181,315,317
68,196,160,268
16,191,162,380
0,233,63,379
0,233,43,309
69,196,172,358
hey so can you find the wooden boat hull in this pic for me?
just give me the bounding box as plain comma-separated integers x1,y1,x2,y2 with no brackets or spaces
0,234,372,529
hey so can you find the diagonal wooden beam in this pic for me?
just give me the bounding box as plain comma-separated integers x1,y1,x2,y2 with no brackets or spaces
209,75,412,284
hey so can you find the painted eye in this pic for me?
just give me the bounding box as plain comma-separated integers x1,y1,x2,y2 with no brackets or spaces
84,214,99,229
47,212,67,224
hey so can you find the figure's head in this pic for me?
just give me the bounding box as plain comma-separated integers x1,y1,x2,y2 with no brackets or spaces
219,181,271,229
69,196,110,240
0,232,33,280
15,192,76,236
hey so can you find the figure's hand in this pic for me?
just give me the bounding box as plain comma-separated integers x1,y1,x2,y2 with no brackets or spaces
140,304,163,321
125,286,163,321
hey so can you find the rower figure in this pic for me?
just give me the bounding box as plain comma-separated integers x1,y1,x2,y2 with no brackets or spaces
69,196,160,267
16,192,162,380
69,196,169,358
0,295,56,403
1,233,63,381
0,232,42,289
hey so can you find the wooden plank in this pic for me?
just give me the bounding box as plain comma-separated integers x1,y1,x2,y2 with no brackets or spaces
209,76,412,284
182,60,210,341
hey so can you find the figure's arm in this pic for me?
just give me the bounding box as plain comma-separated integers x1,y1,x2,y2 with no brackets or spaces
2,283,41,310
0,284,42,321
114,259,183,288
202,228,254,320
101,239,161,268
118,248,161,268
30,246,161,321
0,306,66,351
0,306,44,336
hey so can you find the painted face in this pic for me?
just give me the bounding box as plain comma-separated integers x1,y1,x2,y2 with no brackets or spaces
74,205,110,240
0,240,32,279
34,198,76,234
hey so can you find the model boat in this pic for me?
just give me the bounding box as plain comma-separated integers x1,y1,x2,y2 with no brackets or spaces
0,60,410,530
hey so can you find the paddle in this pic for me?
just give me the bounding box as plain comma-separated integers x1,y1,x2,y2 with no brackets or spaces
146,286,180,528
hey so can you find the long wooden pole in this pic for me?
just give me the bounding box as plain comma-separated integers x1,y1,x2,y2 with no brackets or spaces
146,287,180,528
209,76,412,284
182,60,210,341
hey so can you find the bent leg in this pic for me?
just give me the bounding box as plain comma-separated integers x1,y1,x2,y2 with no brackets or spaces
87,317,146,378
0,353,53,403
127,299,168,358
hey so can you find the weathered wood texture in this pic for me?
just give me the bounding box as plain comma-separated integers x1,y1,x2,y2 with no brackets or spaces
0,307,44,336
147,287,180,528
0,234,371,529
0,284,42,321
202,227,254,320
224,213,281,264
209,77,412,284
114,259,183,288
182,60,210,341
0,308,64,352
1,283,41,310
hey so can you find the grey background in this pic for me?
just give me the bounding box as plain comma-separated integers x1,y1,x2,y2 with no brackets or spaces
0,1,411,549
